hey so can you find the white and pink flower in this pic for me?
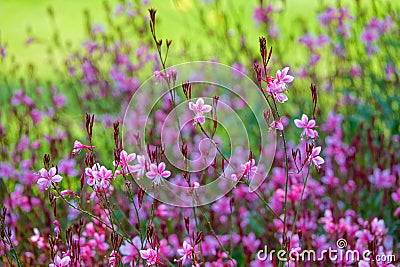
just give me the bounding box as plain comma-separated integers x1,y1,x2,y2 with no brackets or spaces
36,167,63,190
146,162,171,186
189,98,212,125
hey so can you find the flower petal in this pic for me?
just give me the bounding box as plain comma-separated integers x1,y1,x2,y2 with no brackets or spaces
37,178,49,186
51,175,63,183
48,167,57,177
301,114,309,124
294,119,304,128
38,168,48,178
189,102,195,111
196,98,204,109
161,170,171,178
61,256,71,266
201,104,212,113
146,171,157,179
140,249,150,259
313,156,325,166
197,116,206,124
158,162,166,172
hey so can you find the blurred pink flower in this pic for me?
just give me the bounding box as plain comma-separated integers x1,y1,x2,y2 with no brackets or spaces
177,240,193,264
270,118,284,131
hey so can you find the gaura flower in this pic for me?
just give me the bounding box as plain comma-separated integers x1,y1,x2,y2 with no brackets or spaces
36,167,63,190
146,162,171,186
189,98,212,125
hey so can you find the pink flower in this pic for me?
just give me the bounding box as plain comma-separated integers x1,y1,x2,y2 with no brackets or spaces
392,189,400,204
294,114,318,138
266,81,288,103
310,146,325,168
361,29,379,43
85,165,112,189
1,45,6,58
146,162,171,186
368,168,395,189
189,98,212,125
94,166,113,189
36,167,63,190
30,228,46,249
108,250,120,266
120,236,142,264
154,70,168,82
72,140,96,155
113,150,136,173
355,229,374,244
140,248,159,266
274,67,294,90
265,67,293,104
177,240,193,264
241,159,257,179
242,233,261,252
132,155,147,176
270,119,284,131
85,164,99,187
49,255,70,267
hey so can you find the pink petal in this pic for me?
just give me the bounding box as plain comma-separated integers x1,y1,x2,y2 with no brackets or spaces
146,171,157,179
282,75,294,83
301,114,309,125
38,168,48,178
87,177,96,186
307,120,316,128
276,121,284,131
51,175,63,183
294,119,304,128
313,156,325,166
196,98,204,109
201,104,212,113
150,164,158,173
276,69,282,79
158,162,166,172
127,153,136,162
37,178,49,186
161,170,171,178
140,249,150,259
282,67,289,76
73,140,82,148
197,116,206,124
313,146,322,156
120,151,128,161
54,255,62,265
48,167,57,177
305,128,315,137
61,256,71,266
119,243,133,255
177,248,184,256
276,93,288,103
189,102,195,111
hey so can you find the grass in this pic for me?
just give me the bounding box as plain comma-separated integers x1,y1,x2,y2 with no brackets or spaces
0,0,374,79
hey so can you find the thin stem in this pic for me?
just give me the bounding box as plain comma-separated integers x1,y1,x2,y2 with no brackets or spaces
291,165,311,236
197,207,235,263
